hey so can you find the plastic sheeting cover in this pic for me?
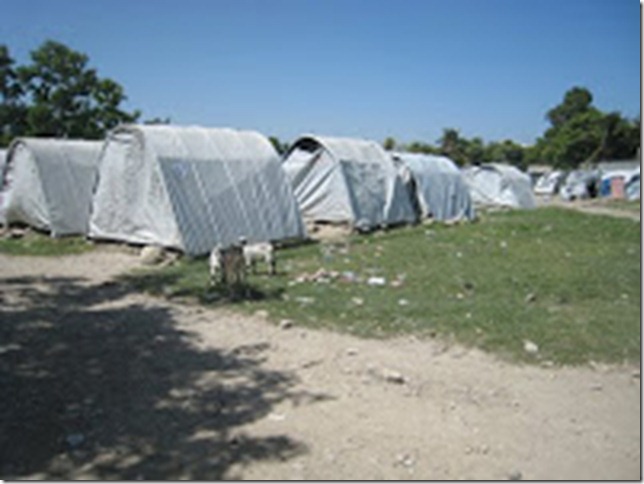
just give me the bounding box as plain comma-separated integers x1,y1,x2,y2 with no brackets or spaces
462,163,536,209
0,138,101,235
392,152,475,221
90,125,306,253
282,135,416,227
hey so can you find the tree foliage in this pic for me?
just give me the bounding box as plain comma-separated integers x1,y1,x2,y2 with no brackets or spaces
0,40,139,146
400,86,638,169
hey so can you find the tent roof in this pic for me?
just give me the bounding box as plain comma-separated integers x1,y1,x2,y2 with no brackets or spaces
111,124,278,163
391,152,460,174
7,137,102,169
291,134,393,166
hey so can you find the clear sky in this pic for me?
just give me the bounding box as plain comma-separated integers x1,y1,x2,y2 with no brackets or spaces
1,0,640,146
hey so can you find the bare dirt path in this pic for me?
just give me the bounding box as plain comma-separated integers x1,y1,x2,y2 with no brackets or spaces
536,196,641,221
0,249,640,480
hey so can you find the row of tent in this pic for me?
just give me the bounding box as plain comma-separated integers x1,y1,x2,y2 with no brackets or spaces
533,165,640,201
0,125,536,255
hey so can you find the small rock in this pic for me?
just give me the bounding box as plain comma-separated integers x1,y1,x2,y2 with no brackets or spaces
590,383,603,391
139,245,165,265
395,453,415,468
632,371,640,379
254,309,269,319
523,340,539,354
279,319,294,330
508,470,522,480
382,369,407,385
524,293,537,303
346,348,358,356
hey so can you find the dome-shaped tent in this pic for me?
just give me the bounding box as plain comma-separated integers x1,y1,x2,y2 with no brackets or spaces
462,163,536,209
0,138,102,235
89,124,306,254
282,135,416,229
391,152,475,221
0,149,7,180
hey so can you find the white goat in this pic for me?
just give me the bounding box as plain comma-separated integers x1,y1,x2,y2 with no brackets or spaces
208,245,223,285
242,241,276,275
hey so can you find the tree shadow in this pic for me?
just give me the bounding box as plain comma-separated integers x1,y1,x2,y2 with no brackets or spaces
120,270,286,306
0,274,324,479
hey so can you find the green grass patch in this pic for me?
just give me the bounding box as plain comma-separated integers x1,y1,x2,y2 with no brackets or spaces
0,231,95,256
124,208,641,366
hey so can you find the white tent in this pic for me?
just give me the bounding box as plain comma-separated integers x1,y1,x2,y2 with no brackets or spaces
89,124,306,255
0,138,102,235
391,152,475,221
281,135,416,229
625,167,640,201
0,149,7,180
533,170,565,196
462,163,536,209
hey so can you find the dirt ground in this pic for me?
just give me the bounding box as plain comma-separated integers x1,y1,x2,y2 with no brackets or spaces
0,247,640,480
535,195,641,221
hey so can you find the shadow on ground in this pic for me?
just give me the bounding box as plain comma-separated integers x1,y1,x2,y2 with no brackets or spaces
0,275,320,479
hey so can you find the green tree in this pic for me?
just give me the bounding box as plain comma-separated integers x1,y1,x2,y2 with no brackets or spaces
1,40,139,144
438,128,467,165
537,86,639,168
382,136,396,151
464,136,485,165
0,45,27,146
546,86,593,128
269,136,288,155
406,140,437,154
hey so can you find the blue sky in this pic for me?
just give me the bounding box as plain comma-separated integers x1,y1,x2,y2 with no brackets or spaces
1,0,640,145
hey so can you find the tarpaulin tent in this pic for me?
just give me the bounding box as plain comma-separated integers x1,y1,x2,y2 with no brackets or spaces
599,169,638,199
533,170,565,196
461,163,536,209
559,169,601,201
281,135,416,229
0,138,102,235
625,167,640,201
89,124,306,255
0,149,7,180
391,152,475,221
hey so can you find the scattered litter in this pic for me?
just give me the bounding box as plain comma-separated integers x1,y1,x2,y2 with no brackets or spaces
524,293,537,303
346,347,358,356
390,273,407,288
456,292,465,300
341,271,357,283
295,296,315,305
254,309,269,319
523,340,539,354
500,240,508,250
367,276,387,286
351,297,364,306
279,319,294,330
398,299,410,306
